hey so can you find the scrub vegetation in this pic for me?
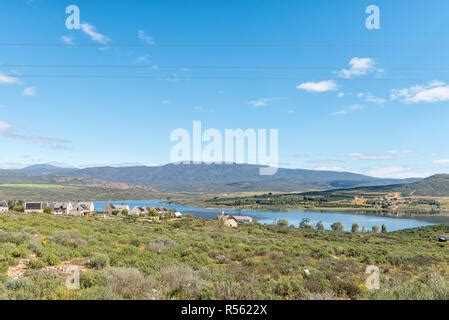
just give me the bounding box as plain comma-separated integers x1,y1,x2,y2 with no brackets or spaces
0,213,447,300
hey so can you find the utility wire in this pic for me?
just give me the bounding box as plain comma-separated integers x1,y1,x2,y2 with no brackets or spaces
0,43,448,48
2,64,449,71
0,74,444,81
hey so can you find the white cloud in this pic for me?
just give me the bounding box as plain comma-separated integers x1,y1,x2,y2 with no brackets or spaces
347,150,412,161
0,73,20,84
60,35,74,45
433,159,449,166
137,30,155,45
296,80,337,93
332,104,364,116
338,57,382,79
136,54,151,64
361,166,411,178
248,97,282,107
337,92,345,98
357,92,386,105
0,120,70,149
194,106,214,113
0,121,12,133
309,163,429,179
348,153,392,161
80,23,110,44
391,80,449,104
0,162,29,170
22,86,37,96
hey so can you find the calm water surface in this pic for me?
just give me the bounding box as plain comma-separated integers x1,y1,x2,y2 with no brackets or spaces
94,200,447,232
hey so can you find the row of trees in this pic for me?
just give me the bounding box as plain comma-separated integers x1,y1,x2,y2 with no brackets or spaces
277,218,388,233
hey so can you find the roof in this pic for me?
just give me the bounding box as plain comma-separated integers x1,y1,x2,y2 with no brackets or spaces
131,206,148,212
112,205,129,210
25,202,44,210
74,202,94,211
52,202,72,209
0,201,8,208
233,216,253,223
219,214,238,222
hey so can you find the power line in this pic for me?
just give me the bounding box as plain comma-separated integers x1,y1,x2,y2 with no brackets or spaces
0,43,448,48
0,74,443,81
2,64,449,71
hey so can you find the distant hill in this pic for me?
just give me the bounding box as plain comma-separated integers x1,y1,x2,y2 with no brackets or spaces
303,174,449,197
70,163,417,193
0,163,420,194
15,164,77,175
363,174,449,197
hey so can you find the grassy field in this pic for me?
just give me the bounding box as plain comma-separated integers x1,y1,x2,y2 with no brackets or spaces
0,213,447,300
0,184,181,201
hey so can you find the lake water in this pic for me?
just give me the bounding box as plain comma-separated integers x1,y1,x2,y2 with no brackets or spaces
94,200,444,232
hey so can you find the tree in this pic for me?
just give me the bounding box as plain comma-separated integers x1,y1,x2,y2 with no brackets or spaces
277,219,289,227
299,218,312,229
381,224,387,233
121,209,129,216
315,221,324,231
43,207,52,214
372,225,380,233
12,201,24,213
351,223,359,233
331,222,344,232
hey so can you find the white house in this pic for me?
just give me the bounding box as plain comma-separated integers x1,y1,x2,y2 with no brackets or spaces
51,202,73,215
0,201,8,213
129,206,149,216
69,202,95,216
172,211,183,218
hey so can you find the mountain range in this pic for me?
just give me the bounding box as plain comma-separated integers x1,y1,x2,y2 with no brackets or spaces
0,163,419,193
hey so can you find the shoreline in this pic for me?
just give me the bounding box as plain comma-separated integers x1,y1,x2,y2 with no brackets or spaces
168,200,449,221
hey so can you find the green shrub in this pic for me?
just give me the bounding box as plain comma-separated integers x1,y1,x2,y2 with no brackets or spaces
146,237,177,254
331,222,344,232
43,253,60,266
52,231,87,248
87,254,110,269
104,268,161,300
160,265,208,299
27,259,46,269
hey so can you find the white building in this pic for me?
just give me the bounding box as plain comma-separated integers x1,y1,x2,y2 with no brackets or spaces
51,202,74,215
0,201,8,213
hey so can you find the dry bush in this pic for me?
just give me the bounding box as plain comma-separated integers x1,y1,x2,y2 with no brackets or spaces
146,237,177,254
105,268,162,300
160,265,208,299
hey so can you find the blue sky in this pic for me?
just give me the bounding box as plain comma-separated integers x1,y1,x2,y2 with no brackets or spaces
1,0,449,178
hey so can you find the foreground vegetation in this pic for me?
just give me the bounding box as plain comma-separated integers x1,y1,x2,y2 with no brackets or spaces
0,213,448,300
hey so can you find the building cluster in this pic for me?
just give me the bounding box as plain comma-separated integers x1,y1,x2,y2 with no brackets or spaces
19,201,95,216
0,200,183,219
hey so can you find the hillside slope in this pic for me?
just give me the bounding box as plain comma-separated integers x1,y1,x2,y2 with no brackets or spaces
72,163,417,192
0,163,419,194
366,174,449,197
